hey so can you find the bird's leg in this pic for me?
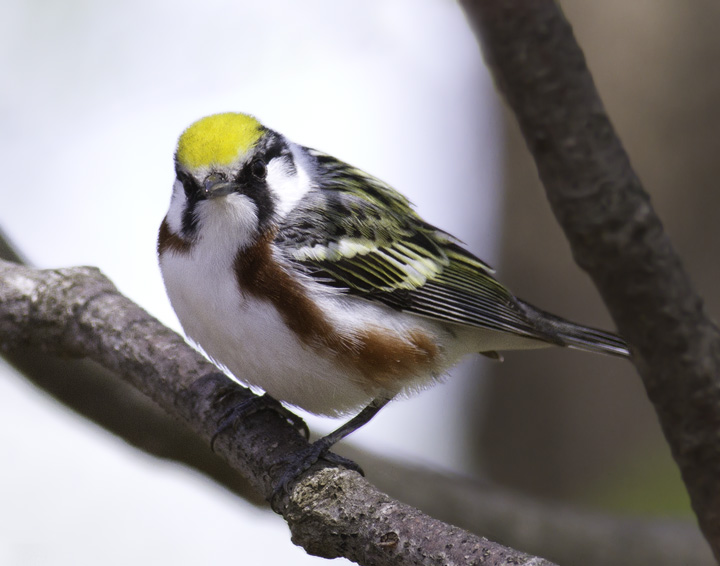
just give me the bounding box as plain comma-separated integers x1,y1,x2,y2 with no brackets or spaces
192,373,310,449
271,396,391,501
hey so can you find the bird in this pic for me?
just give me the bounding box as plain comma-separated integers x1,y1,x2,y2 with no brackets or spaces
158,112,630,491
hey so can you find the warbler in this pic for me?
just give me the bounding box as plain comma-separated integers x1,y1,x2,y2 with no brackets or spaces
158,112,629,485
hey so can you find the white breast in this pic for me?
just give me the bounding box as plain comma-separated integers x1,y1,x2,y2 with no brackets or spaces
159,233,384,415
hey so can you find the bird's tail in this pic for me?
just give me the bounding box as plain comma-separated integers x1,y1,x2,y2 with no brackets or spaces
517,300,630,359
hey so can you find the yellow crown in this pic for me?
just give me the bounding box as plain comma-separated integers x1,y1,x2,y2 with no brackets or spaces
176,113,263,169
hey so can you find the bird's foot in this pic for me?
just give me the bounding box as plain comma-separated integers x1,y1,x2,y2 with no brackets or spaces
195,375,309,450
268,398,391,505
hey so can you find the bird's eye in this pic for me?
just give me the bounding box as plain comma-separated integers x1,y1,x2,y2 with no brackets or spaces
250,159,267,179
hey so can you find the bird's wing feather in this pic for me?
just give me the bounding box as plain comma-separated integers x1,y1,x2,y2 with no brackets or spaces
274,150,546,340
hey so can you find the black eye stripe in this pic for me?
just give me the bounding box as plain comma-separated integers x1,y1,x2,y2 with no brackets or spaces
258,135,296,174
263,138,286,161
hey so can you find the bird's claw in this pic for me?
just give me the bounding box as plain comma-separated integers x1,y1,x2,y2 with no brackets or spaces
206,382,309,450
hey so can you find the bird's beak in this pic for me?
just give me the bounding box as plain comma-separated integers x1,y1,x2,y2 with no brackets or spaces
203,173,236,199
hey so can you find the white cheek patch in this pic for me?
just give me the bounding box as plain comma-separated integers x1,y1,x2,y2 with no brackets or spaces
268,151,312,220
166,178,186,234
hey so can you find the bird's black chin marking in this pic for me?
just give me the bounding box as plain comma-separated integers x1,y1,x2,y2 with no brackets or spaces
176,173,202,238
240,181,276,230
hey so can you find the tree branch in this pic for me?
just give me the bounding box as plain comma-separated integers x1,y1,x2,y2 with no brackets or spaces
460,0,720,558
1,233,709,564
0,258,556,566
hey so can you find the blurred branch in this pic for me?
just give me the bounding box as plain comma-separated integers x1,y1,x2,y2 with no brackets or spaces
5,350,266,506
0,227,24,264
0,257,556,566
460,0,720,559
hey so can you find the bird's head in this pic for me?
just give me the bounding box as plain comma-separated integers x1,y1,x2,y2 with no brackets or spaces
166,112,305,247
